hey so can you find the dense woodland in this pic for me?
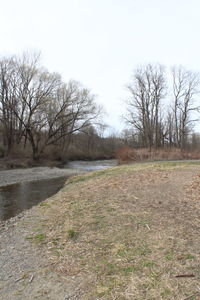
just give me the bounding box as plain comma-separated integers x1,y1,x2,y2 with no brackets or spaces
0,53,200,165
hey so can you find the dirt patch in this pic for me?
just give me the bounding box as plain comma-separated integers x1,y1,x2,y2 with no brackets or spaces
1,162,200,299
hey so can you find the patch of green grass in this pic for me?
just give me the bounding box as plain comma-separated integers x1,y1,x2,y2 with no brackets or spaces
142,260,156,268
183,295,196,300
116,249,127,258
185,253,195,260
136,219,151,230
134,244,152,256
106,207,115,212
161,288,172,297
165,249,174,261
34,233,46,242
26,233,46,243
105,263,116,275
39,202,50,207
67,229,79,239
67,168,115,185
25,235,34,241
94,259,115,275
51,237,60,245
137,219,149,225
116,245,152,263
123,265,138,275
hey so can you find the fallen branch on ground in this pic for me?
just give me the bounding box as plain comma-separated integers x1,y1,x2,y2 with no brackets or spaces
175,274,195,278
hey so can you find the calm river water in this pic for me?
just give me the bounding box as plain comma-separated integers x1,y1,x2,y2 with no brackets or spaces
0,160,116,221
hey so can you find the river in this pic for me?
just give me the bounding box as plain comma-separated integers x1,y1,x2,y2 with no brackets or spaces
0,160,117,221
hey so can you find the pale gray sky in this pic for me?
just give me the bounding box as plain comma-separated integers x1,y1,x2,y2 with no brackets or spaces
1,0,200,132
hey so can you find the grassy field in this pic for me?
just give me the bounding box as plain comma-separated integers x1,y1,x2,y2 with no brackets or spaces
28,161,200,299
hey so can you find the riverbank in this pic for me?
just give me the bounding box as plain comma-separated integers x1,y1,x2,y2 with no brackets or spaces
0,167,82,188
0,156,116,171
0,157,64,170
0,159,117,188
1,161,200,299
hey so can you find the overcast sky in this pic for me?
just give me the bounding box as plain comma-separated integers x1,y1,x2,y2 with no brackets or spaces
1,0,200,133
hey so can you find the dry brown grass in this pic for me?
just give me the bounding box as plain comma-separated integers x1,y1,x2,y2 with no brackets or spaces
116,146,200,164
28,162,200,299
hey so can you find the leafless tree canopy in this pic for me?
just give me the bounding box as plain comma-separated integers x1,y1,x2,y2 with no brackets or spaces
0,53,102,159
172,66,200,149
1,53,200,161
125,64,166,149
125,64,200,150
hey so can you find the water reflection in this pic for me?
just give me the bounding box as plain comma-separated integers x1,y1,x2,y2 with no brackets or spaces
0,177,67,221
66,159,117,171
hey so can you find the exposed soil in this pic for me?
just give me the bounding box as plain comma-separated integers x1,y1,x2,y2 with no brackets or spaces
1,162,200,299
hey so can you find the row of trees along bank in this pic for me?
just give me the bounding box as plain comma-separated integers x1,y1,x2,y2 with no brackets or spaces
0,52,106,160
1,53,200,163
124,64,200,150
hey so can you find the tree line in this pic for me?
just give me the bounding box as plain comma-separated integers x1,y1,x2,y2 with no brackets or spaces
0,52,105,160
0,52,200,164
124,64,200,150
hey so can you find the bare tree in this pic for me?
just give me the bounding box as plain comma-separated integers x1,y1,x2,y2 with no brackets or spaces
0,53,102,160
124,64,166,149
165,111,175,147
0,57,20,154
172,66,200,149
42,80,102,156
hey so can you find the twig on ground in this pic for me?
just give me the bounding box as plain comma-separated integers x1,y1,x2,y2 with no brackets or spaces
175,274,195,278
15,277,24,282
145,224,151,230
29,275,34,283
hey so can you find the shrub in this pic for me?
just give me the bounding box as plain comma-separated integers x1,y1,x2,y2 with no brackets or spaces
115,146,200,164
115,146,138,163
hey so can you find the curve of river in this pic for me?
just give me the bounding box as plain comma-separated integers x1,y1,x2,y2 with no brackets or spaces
0,160,117,221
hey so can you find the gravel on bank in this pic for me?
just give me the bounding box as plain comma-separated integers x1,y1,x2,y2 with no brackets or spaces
0,202,83,300
0,167,84,187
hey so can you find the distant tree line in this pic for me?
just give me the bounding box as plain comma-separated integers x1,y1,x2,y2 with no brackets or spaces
1,52,200,164
124,64,200,150
0,52,115,161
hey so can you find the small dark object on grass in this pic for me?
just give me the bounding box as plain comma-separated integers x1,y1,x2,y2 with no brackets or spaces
175,274,195,278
